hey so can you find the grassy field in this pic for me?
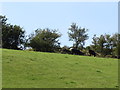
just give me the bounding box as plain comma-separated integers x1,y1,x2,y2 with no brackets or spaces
0,49,2,89
2,49,118,88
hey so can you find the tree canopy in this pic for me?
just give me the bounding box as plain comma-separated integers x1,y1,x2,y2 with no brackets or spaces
28,28,61,52
68,23,89,50
1,15,25,49
91,33,120,58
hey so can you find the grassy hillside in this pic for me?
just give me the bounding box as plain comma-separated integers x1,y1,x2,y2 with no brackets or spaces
2,49,118,88
0,49,2,89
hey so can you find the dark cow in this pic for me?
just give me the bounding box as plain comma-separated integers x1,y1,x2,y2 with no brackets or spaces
71,49,84,55
89,50,96,57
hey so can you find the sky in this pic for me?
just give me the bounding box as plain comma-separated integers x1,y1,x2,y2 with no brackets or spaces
1,2,118,47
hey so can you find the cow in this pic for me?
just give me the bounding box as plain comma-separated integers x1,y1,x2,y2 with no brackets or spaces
89,50,96,57
70,48,84,55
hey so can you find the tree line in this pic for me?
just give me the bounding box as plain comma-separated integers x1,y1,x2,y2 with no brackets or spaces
1,15,120,58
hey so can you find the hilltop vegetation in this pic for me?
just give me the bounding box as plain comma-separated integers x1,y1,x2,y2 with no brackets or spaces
2,49,118,88
1,15,120,58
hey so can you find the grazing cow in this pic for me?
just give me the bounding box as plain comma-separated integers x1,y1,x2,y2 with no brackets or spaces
71,48,84,55
89,50,96,57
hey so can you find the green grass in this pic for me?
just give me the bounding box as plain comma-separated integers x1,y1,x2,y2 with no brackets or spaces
2,49,118,88
0,49,2,90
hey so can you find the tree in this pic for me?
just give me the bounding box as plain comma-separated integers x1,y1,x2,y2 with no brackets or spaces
117,34,120,58
92,34,99,51
29,28,61,52
91,33,120,58
92,34,107,56
68,23,89,50
111,33,120,58
104,34,113,55
96,35,106,56
1,16,25,49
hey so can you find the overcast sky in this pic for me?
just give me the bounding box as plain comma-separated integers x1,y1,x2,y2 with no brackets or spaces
1,2,118,47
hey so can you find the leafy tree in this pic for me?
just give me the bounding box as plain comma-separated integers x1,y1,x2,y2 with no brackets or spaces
92,34,108,56
111,33,120,58
68,23,89,50
1,15,25,49
104,34,113,55
98,35,106,56
92,34,99,51
117,35,120,58
29,28,61,52
91,33,120,58
0,15,7,25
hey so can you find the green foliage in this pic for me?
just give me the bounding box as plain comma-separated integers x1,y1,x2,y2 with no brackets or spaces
91,34,98,51
91,33,120,58
1,15,25,49
68,23,89,50
98,35,106,56
113,34,120,58
0,15,7,25
29,28,61,52
2,49,118,88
